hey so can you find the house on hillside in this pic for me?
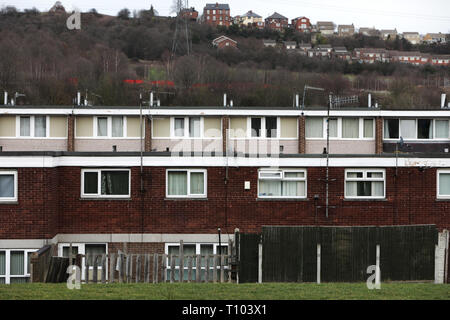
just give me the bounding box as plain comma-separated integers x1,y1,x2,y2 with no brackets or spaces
402,32,421,44
49,1,66,14
380,29,397,40
359,27,380,37
423,33,447,44
203,3,231,27
212,35,237,49
265,12,288,32
333,47,351,60
263,39,277,48
283,41,297,50
235,10,264,29
338,24,355,37
354,48,389,63
180,7,199,21
291,16,312,33
316,21,335,36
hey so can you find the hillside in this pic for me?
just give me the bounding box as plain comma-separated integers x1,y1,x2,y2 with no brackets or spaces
0,7,449,108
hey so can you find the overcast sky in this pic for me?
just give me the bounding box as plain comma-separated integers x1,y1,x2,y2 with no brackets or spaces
3,0,450,34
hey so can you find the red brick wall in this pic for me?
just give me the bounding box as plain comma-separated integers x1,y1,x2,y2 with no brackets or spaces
67,115,75,152
203,9,230,27
1,165,449,239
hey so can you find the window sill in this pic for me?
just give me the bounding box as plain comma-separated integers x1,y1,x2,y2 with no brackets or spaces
343,198,388,202
257,198,309,201
165,197,208,201
79,197,132,201
0,201,18,204
436,198,450,201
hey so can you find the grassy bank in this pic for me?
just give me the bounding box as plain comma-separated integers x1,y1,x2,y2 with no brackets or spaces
0,283,448,300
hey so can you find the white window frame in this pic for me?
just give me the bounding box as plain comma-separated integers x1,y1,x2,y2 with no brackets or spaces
166,169,207,198
81,168,131,199
169,117,207,139
258,168,307,199
15,115,50,139
164,243,229,281
0,249,38,284
0,170,18,202
344,169,386,199
306,117,375,140
57,243,108,282
437,169,450,199
247,117,280,139
384,118,449,141
91,116,132,139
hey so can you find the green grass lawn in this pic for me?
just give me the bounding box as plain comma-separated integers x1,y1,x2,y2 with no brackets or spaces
0,283,448,300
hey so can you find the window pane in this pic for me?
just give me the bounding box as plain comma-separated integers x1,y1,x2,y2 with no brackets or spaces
282,181,305,197
265,117,277,138
101,171,129,195
168,171,187,196
372,182,384,197
62,247,79,258
363,119,374,138
175,118,185,137
347,172,363,178
10,251,24,275
357,181,372,197
435,120,449,139
189,117,201,137
85,244,106,265
400,119,416,139
0,252,5,275
97,117,108,136
190,172,204,195
418,119,432,139
384,119,399,139
342,118,359,138
259,171,281,179
84,172,98,194
251,118,261,137
0,175,14,198
306,118,323,138
346,181,357,196
259,180,281,196
329,118,338,137
20,116,30,136
439,173,450,196
112,116,123,137
34,116,47,137
284,172,305,179
10,277,27,284
367,172,383,178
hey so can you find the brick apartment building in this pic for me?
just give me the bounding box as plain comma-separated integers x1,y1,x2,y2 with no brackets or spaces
292,16,311,33
203,3,230,27
0,97,450,283
264,12,288,32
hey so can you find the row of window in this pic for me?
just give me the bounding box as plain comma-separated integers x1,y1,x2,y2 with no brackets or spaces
384,118,450,140
8,116,450,141
2,168,450,201
0,249,35,284
205,9,229,15
14,116,135,138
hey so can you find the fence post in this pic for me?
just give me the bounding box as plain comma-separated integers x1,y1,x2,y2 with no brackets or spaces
144,254,150,283
93,256,98,284
376,244,381,286
258,240,263,284
109,253,115,284
234,228,240,284
162,254,166,283
228,240,232,283
118,254,123,283
153,253,159,283
196,254,201,283
69,243,73,266
136,254,141,283
170,254,175,283
317,243,321,284
84,254,89,284
179,240,184,283
220,255,225,283
205,254,210,283
101,254,106,284
187,256,192,283
212,254,217,283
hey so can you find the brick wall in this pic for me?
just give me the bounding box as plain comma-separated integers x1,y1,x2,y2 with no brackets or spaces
1,165,449,239
375,117,383,154
68,115,75,152
298,116,305,153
